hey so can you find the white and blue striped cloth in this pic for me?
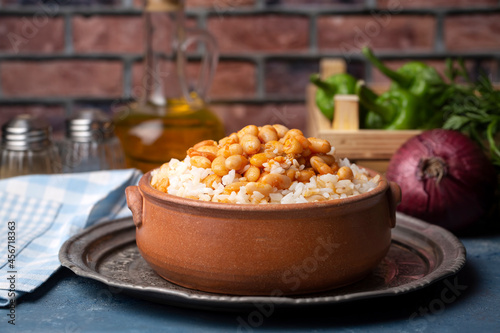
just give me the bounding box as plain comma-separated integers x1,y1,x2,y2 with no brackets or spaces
0,169,142,306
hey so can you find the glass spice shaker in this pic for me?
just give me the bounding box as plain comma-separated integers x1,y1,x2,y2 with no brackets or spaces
60,109,125,173
0,114,62,178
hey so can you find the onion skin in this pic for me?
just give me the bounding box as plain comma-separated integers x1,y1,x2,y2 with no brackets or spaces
386,129,496,232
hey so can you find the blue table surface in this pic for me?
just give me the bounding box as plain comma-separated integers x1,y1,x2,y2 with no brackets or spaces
2,227,500,333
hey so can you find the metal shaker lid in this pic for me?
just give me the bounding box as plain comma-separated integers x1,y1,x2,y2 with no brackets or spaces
66,109,114,143
1,114,52,151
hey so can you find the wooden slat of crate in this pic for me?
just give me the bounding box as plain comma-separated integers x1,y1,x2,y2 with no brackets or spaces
319,129,420,160
306,84,332,134
355,160,393,173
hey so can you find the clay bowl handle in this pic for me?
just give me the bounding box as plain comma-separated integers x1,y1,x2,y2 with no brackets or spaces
386,181,401,228
125,186,143,228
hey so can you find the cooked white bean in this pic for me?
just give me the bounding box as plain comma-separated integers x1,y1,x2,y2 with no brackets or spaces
283,136,303,155
225,155,248,171
240,134,262,155
237,125,259,140
337,166,354,180
212,156,229,176
260,173,292,190
258,125,279,143
245,182,273,197
310,156,334,175
244,165,261,182
308,137,331,154
273,124,289,138
190,156,212,169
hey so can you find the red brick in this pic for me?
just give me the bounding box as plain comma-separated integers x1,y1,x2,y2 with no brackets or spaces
0,17,64,54
2,0,123,5
208,14,309,53
73,14,199,54
132,60,256,100
206,61,257,99
444,14,500,51
318,15,436,53
211,103,307,135
186,0,255,9
0,104,66,139
1,60,123,97
378,0,498,9
270,0,364,7
73,15,144,54
265,60,319,97
0,0,125,5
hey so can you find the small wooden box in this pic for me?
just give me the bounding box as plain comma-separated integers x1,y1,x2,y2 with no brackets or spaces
306,59,421,174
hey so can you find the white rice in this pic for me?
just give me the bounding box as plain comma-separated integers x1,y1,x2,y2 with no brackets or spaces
150,155,380,204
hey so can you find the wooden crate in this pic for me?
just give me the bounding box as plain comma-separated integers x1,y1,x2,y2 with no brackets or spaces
306,59,422,174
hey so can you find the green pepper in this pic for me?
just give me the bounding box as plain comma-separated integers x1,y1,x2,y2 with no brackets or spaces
354,81,384,129
361,47,444,128
310,73,357,121
356,81,421,130
364,111,385,129
362,47,443,97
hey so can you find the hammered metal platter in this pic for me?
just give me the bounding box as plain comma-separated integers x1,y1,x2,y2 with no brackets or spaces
59,213,466,310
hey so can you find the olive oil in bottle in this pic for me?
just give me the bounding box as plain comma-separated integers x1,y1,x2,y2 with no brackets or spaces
115,0,224,173
114,99,224,173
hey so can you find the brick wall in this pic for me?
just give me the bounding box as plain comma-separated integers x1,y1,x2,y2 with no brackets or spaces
0,0,499,137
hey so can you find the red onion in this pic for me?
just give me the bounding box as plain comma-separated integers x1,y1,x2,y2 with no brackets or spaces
386,129,496,232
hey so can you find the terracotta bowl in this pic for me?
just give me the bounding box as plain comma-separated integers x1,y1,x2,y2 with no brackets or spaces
125,169,401,296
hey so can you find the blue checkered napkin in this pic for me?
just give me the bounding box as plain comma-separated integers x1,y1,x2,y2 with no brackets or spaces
0,192,61,269
0,169,142,307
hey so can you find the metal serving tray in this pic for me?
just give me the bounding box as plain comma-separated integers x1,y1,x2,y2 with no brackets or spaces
59,213,466,310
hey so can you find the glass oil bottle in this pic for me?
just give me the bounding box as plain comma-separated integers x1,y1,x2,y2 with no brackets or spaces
114,0,225,173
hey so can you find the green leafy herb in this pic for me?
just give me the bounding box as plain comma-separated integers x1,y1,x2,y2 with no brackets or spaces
441,60,500,168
